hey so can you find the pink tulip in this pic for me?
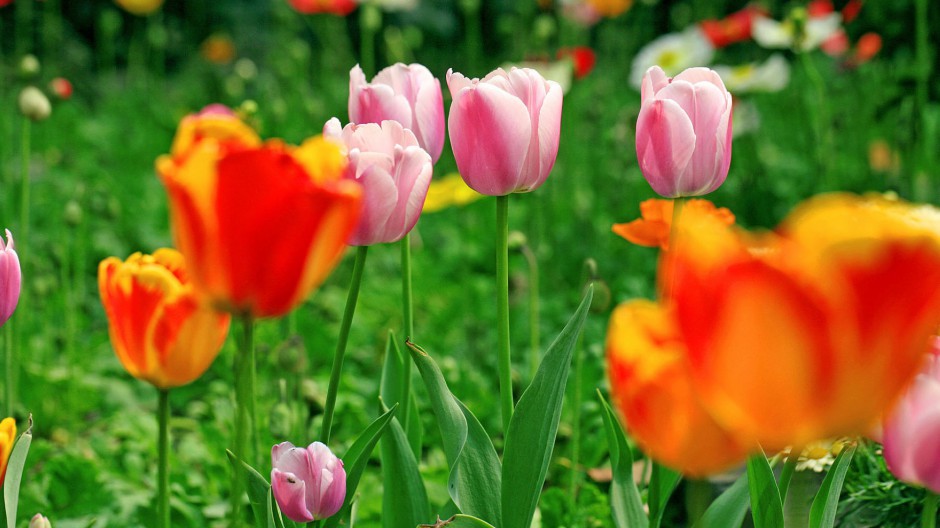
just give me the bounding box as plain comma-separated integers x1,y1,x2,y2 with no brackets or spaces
635,66,733,198
447,67,563,196
882,339,940,493
0,230,21,327
271,441,346,522
349,63,445,164
323,118,433,246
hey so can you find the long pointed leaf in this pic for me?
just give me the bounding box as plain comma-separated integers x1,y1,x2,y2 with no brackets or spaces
693,470,750,528
809,443,857,528
747,454,784,528
648,463,681,528
597,390,648,528
324,405,398,528
501,287,593,528
407,341,501,522
4,416,32,528
380,412,430,527
225,450,275,528
380,333,422,457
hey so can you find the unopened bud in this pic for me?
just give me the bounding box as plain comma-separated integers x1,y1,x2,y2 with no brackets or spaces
64,200,83,227
508,231,527,250
19,87,52,121
29,513,51,528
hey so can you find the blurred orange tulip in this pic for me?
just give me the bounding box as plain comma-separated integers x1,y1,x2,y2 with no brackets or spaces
607,301,750,476
157,107,362,318
612,198,734,250
0,418,14,485
668,194,940,450
99,249,231,389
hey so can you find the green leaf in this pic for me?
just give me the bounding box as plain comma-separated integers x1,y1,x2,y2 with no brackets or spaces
407,341,502,522
500,287,593,528
597,390,648,528
225,450,275,528
747,454,784,528
324,405,398,528
693,470,750,528
430,514,497,527
380,333,422,457
4,416,33,528
648,463,681,528
380,410,430,527
809,443,857,528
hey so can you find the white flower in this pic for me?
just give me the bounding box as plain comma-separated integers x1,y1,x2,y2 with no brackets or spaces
752,13,842,51
711,54,790,93
630,28,715,88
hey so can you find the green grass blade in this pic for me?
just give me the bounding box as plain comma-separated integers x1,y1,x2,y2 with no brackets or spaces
809,443,857,528
597,390,648,528
407,341,501,522
380,413,430,527
693,470,750,528
500,286,593,528
648,463,681,528
747,454,784,528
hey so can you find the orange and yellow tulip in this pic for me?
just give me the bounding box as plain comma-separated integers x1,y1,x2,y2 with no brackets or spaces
672,194,940,450
606,301,749,476
99,249,231,389
157,107,362,318
0,418,15,485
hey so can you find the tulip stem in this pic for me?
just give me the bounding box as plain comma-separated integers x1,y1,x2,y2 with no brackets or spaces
923,491,939,528
232,313,255,527
321,245,369,446
400,234,415,439
496,194,513,434
157,389,171,528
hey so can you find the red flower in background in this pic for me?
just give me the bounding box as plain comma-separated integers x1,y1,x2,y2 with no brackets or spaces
557,47,597,79
50,77,73,100
287,0,356,15
699,5,768,48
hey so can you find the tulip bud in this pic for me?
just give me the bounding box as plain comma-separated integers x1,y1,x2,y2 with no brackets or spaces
447,67,563,196
0,230,21,328
271,442,347,522
349,63,445,163
635,66,732,198
19,87,51,121
29,514,51,528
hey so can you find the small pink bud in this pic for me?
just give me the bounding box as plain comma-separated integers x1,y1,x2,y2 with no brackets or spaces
271,441,346,522
447,67,563,196
635,66,733,198
29,513,51,528
881,339,940,493
0,230,21,327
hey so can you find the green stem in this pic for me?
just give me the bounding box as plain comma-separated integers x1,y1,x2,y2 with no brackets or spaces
916,0,931,164
321,246,369,445
496,195,513,434
20,118,31,254
400,235,414,435
5,324,12,417
522,246,539,381
158,389,171,528
799,52,831,186
231,313,255,527
923,491,939,528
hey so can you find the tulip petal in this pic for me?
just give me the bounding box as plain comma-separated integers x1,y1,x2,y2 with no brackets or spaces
448,83,532,195
910,407,940,492
350,163,399,245
640,65,670,104
635,99,696,198
413,81,445,163
532,81,563,191
272,469,315,523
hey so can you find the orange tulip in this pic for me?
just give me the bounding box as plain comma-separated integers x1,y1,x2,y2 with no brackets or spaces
0,418,14,485
668,193,940,450
612,198,734,250
607,301,749,476
99,249,231,389
157,107,362,318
